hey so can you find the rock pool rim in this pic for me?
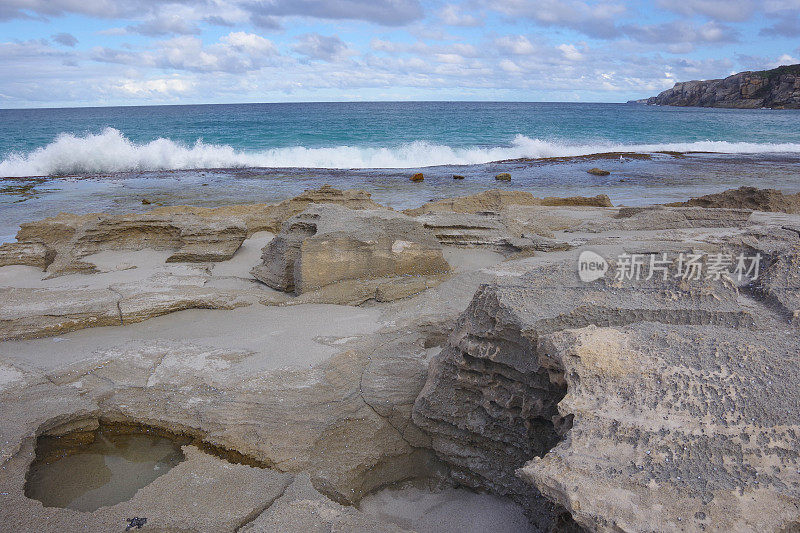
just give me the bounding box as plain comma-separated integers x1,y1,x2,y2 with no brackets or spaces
22,415,452,512
24,415,280,511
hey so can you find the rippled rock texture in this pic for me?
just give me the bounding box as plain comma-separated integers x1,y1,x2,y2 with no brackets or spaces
414,261,799,531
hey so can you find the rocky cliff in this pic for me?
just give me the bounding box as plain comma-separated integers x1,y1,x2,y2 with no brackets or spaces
633,64,800,109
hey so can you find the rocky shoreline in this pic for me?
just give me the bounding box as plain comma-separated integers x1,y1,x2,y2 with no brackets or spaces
0,185,798,531
631,64,800,109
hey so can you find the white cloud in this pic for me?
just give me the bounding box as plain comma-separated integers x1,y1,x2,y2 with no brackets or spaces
112,77,193,96
499,59,522,72
93,32,279,73
558,44,584,61
495,35,537,55
439,4,482,26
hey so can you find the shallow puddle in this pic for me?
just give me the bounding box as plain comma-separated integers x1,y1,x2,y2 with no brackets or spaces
359,480,535,533
25,427,185,512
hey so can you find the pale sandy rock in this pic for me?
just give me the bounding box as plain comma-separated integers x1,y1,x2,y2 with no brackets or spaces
415,212,517,247
0,242,54,269
0,318,443,530
414,212,577,255
1,436,293,532
0,329,435,499
522,323,800,532
0,286,123,340
252,205,450,300
413,246,800,531
734,225,800,322
412,263,760,529
14,211,247,275
0,282,260,341
231,184,384,234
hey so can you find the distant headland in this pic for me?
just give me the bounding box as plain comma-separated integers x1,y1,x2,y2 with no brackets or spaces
630,64,800,109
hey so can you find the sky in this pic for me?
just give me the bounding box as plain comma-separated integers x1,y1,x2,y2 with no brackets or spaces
0,0,799,108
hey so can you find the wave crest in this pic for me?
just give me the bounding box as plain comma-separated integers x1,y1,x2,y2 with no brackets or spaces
2,127,800,177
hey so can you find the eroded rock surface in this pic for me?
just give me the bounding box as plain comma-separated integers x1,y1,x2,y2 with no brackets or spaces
5,185,382,276
15,211,247,275
404,189,611,217
414,253,800,532
673,186,800,214
523,323,800,532
252,204,450,301
571,205,753,232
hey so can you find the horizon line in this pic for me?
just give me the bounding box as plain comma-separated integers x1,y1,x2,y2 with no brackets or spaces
0,99,638,112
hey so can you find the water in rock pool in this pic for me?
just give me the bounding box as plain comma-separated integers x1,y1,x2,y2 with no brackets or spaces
25,430,185,512
360,481,535,533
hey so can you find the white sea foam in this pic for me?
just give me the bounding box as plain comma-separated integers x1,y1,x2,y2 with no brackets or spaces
2,127,800,177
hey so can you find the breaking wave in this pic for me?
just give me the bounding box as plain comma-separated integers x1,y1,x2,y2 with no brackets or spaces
2,127,800,177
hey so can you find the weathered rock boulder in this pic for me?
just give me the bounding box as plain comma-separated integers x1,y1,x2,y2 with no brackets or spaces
671,186,800,214
412,258,800,530
522,321,800,532
252,205,450,300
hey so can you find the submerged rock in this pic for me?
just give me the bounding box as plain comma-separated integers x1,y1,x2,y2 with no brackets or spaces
495,172,512,181
410,173,424,182
586,168,610,176
252,204,450,302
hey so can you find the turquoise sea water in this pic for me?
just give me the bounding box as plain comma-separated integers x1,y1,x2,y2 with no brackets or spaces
1,102,799,242
2,102,800,175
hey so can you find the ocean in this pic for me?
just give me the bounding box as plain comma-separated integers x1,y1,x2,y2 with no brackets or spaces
1,101,800,241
